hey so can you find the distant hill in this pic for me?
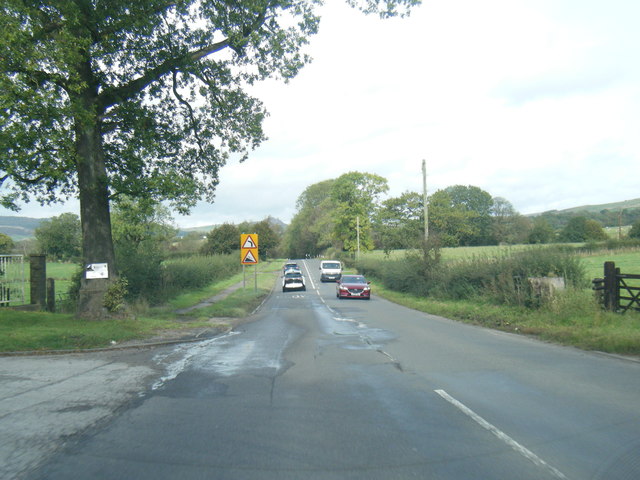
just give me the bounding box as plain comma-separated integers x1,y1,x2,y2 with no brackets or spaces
0,216,47,241
1,214,289,241
533,198,640,216
179,216,287,237
530,198,640,230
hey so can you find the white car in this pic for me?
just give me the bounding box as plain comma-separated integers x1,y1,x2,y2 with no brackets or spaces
282,270,306,292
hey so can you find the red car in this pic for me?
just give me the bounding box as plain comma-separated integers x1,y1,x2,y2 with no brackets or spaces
336,275,371,300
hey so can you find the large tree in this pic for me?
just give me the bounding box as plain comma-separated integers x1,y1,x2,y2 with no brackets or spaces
285,179,336,258
330,171,388,253
0,0,418,317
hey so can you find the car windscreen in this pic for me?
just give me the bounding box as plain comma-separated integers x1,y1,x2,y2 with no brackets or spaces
323,263,340,269
285,273,302,278
341,276,365,284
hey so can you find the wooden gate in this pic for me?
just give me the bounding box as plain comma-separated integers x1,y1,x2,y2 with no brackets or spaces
592,261,640,313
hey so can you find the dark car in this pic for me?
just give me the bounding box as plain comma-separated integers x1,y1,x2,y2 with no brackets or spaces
283,261,300,273
336,274,371,300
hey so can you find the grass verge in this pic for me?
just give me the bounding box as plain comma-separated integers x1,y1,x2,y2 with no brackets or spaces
373,283,640,356
0,261,281,353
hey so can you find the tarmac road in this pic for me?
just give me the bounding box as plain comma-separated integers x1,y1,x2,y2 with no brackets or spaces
3,259,640,479
0,348,162,479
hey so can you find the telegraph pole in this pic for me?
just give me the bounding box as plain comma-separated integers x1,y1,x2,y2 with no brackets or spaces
422,159,429,241
356,215,361,259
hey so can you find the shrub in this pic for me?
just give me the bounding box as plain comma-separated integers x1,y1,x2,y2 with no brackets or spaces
103,278,129,313
357,246,587,309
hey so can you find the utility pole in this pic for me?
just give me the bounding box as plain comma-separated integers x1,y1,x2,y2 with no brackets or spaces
356,215,361,259
422,159,429,241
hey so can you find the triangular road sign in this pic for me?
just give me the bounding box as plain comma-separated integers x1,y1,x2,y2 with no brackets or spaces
242,249,258,264
242,234,257,249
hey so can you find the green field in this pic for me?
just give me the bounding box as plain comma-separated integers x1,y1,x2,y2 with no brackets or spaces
362,245,640,281
579,250,640,280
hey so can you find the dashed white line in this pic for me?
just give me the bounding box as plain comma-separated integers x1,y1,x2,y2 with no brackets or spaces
435,389,568,480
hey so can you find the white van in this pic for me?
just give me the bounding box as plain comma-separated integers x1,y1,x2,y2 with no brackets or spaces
319,260,342,282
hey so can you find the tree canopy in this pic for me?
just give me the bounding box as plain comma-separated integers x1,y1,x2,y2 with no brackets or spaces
34,212,81,261
0,0,419,316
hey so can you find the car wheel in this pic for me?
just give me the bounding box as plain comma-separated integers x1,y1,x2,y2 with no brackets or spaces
282,288,286,292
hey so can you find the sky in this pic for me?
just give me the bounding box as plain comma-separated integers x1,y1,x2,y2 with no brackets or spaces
3,0,639,228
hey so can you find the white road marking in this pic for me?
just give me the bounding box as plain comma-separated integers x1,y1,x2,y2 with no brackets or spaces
301,259,318,292
435,389,568,480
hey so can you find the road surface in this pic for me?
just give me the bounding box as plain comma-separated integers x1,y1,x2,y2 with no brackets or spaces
10,259,640,479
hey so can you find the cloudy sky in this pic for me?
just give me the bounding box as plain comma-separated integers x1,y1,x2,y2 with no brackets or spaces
4,0,640,228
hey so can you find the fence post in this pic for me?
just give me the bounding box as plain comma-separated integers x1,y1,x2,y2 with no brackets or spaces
47,278,55,312
29,254,47,309
603,261,618,312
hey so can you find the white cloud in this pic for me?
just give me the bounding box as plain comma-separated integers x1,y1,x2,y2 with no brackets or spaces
4,0,639,227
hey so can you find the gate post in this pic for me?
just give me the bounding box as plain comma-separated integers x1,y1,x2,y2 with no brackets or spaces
603,261,618,312
29,254,47,309
47,278,55,312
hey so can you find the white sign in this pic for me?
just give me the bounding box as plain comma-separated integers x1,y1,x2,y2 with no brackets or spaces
86,263,109,279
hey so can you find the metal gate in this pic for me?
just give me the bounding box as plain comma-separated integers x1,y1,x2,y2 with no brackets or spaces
0,255,25,306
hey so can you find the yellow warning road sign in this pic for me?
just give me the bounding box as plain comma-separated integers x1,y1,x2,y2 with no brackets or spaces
241,249,258,264
240,233,259,264
241,234,258,249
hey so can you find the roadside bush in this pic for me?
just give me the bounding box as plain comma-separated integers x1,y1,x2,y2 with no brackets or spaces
358,246,587,309
357,241,442,297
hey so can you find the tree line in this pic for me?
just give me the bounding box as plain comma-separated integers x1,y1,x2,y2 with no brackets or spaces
13,172,640,266
281,171,639,258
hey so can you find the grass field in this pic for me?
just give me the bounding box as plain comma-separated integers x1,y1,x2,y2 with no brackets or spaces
361,244,640,280
0,260,281,352
579,250,640,280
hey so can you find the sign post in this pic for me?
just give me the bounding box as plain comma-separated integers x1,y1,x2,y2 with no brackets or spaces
240,234,259,291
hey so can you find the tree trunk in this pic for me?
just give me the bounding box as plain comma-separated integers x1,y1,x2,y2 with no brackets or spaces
75,114,118,319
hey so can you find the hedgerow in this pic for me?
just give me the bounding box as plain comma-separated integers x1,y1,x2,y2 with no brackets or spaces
356,246,587,308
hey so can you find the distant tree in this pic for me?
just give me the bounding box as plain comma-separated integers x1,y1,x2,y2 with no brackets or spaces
34,213,82,261
330,172,388,253
490,197,528,244
428,190,478,247
285,180,335,258
528,217,555,244
560,216,607,242
252,219,280,260
629,220,640,239
584,219,609,241
373,191,423,252
0,233,14,254
444,185,494,245
201,224,240,255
